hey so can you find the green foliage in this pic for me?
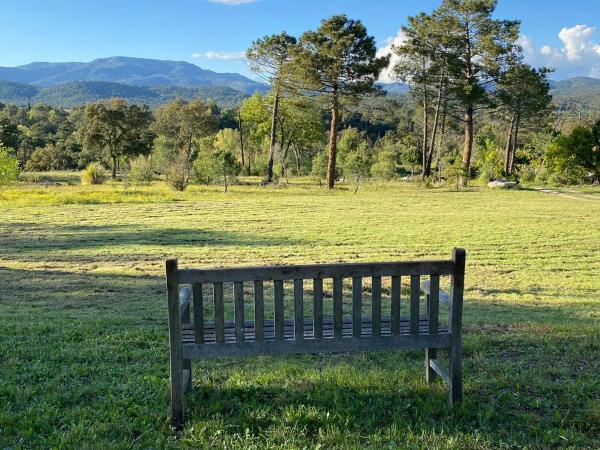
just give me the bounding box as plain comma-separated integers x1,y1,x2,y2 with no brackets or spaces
80,162,107,185
476,138,504,181
25,144,75,171
310,151,329,184
545,126,598,184
343,141,372,192
166,151,193,191
128,155,155,185
0,145,19,184
198,148,243,192
371,147,398,181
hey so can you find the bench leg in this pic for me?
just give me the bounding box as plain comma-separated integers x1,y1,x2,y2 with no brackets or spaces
448,337,463,406
425,348,437,383
183,358,192,393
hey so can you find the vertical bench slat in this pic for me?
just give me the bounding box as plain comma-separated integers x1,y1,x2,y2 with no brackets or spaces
313,278,323,339
166,258,184,429
352,277,362,338
192,283,204,344
213,282,225,344
294,279,304,340
391,276,401,336
428,275,439,335
274,280,284,340
371,276,381,337
410,275,420,335
333,278,343,338
449,248,466,406
234,281,245,342
254,280,264,342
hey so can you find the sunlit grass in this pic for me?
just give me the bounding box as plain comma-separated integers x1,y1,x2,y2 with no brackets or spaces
1,174,599,448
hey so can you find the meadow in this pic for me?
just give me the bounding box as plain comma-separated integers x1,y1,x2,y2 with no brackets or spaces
1,175,599,449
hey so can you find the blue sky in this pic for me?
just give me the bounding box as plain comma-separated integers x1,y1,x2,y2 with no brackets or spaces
2,0,600,80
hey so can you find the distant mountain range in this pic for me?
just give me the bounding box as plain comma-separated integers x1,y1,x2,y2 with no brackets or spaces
0,56,599,111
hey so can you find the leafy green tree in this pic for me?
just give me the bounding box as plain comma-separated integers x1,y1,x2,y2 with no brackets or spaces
79,99,154,178
0,116,20,151
247,32,298,182
203,149,243,193
371,138,398,181
498,63,553,175
239,93,270,174
343,141,372,193
0,145,19,184
294,15,389,188
433,0,520,185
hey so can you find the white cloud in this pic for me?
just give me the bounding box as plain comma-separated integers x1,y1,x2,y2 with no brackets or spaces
207,0,259,4
376,30,407,83
519,25,600,78
192,51,247,61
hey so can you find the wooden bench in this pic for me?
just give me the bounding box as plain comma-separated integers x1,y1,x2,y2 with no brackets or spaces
166,248,466,429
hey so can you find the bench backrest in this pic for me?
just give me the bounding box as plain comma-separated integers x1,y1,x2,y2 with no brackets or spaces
167,249,465,359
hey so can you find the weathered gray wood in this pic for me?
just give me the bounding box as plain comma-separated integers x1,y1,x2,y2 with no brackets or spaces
183,333,452,359
429,359,450,384
213,282,225,344
166,258,184,429
333,278,343,338
391,276,401,336
410,275,420,335
313,278,323,339
179,287,192,319
192,284,204,344
449,248,466,406
274,280,284,341
421,280,450,306
234,282,245,343
352,277,362,338
425,275,440,383
294,279,304,340
254,281,264,342
179,287,193,394
179,260,455,284
371,276,381,337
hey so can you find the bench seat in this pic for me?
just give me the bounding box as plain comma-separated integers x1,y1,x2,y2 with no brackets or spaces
182,317,449,344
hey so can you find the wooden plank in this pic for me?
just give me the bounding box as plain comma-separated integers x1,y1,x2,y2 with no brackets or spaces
274,280,284,341
428,275,440,335
294,279,304,340
421,280,450,306
254,281,264,342
234,281,245,343
425,276,440,384
213,282,225,344
429,359,450,384
449,248,466,406
179,287,192,318
352,277,362,338
192,284,204,344
371,276,381,337
410,275,420,335
179,260,455,284
313,278,323,339
183,334,452,359
391,276,401,336
182,369,191,393
333,278,343,338
166,258,184,430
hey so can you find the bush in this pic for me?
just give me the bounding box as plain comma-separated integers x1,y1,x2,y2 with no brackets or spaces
371,148,397,181
128,155,154,185
81,163,107,185
311,151,329,184
25,144,76,171
166,151,193,191
0,145,19,185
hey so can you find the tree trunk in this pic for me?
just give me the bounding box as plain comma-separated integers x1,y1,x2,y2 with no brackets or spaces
266,92,280,182
421,90,429,179
424,80,444,179
112,156,117,179
238,111,246,175
504,114,516,176
436,101,447,183
460,105,474,187
509,112,521,175
326,91,339,189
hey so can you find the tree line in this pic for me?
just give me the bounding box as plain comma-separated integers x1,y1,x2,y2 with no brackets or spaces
1,0,600,188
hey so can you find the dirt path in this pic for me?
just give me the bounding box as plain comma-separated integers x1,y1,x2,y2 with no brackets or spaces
533,187,600,202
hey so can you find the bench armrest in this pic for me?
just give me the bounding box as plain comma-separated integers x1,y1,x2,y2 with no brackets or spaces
421,280,450,306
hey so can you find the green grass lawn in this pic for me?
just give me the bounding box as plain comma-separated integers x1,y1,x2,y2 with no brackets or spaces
1,177,599,448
